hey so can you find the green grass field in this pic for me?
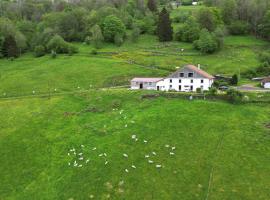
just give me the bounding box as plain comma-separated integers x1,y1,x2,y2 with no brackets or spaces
0,90,269,200
0,32,270,199
0,34,268,98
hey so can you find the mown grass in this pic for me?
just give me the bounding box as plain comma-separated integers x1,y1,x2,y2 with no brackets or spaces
0,89,269,200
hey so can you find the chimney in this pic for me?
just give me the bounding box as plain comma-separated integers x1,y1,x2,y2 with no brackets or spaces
198,64,201,69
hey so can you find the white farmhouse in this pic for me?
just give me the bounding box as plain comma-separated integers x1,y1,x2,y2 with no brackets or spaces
131,64,214,92
261,77,270,89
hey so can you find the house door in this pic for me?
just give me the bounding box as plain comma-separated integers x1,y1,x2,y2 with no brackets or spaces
140,83,143,89
157,86,160,91
190,86,193,91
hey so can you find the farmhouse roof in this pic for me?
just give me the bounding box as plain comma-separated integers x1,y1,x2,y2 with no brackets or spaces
184,64,215,79
131,78,164,82
262,77,270,83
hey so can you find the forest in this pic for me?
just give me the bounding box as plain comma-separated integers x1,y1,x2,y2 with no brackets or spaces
0,0,269,58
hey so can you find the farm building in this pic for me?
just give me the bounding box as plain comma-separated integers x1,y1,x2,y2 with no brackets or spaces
261,77,270,89
131,64,214,92
130,78,164,90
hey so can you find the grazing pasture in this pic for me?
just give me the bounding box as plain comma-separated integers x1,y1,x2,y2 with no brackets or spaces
0,34,268,98
0,90,269,200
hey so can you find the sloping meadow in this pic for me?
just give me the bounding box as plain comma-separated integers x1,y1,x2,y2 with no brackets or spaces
0,90,269,200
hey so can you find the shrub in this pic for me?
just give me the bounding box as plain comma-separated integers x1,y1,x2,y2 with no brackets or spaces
102,15,126,42
228,21,249,35
51,50,57,58
230,74,238,85
174,17,200,43
47,35,78,55
182,0,193,5
114,33,124,46
226,88,243,103
91,49,98,55
208,87,218,95
193,29,218,54
34,45,46,57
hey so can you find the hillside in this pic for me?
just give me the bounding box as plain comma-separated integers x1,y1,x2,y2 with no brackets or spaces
0,90,269,199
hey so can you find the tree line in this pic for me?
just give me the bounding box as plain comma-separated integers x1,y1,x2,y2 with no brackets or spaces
0,0,269,59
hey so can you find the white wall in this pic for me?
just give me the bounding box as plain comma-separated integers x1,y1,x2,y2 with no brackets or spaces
264,83,270,89
157,78,213,92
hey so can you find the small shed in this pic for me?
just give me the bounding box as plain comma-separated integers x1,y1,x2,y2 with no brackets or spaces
130,78,163,90
261,77,270,89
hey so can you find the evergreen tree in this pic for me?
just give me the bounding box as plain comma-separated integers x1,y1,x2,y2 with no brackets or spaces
157,8,173,42
231,74,238,85
2,35,19,58
147,0,157,12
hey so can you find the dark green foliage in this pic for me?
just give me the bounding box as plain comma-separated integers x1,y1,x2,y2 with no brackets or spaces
131,26,141,42
51,50,57,58
134,13,156,34
102,15,126,42
157,8,173,42
226,88,243,103
259,10,270,41
182,0,193,6
193,29,219,54
228,21,249,35
2,35,19,58
47,35,78,54
197,7,223,32
147,0,157,12
114,33,124,46
230,74,238,85
34,45,46,57
174,17,200,42
90,25,104,49
221,0,237,25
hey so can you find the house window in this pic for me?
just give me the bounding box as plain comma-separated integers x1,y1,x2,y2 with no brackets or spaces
188,73,194,77
191,79,193,83
179,79,181,83
180,73,184,77
149,82,152,85
170,79,172,83
201,79,204,83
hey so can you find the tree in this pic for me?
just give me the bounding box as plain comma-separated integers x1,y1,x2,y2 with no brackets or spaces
230,74,238,85
228,20,249,35
259,10,270,41
131,26,140,42
193,29,218,54
147,0,157,12
2,35,19,58
221,0,237,25
90,24,104,49
197,7,222,32
102,15,126,42
174,16,200,42
157,8,173,42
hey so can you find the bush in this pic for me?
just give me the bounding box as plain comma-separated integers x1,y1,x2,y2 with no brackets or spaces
228,21,249,35
114,34,124,46
182,0,193,5
91,49,98,55
102,15,126,42
51,50,57,58
226,88,243,103
230,74,238,85
34,45,46,57
47,35,78,55
193,29,219,54
174,17,200,43
208,87,218,95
